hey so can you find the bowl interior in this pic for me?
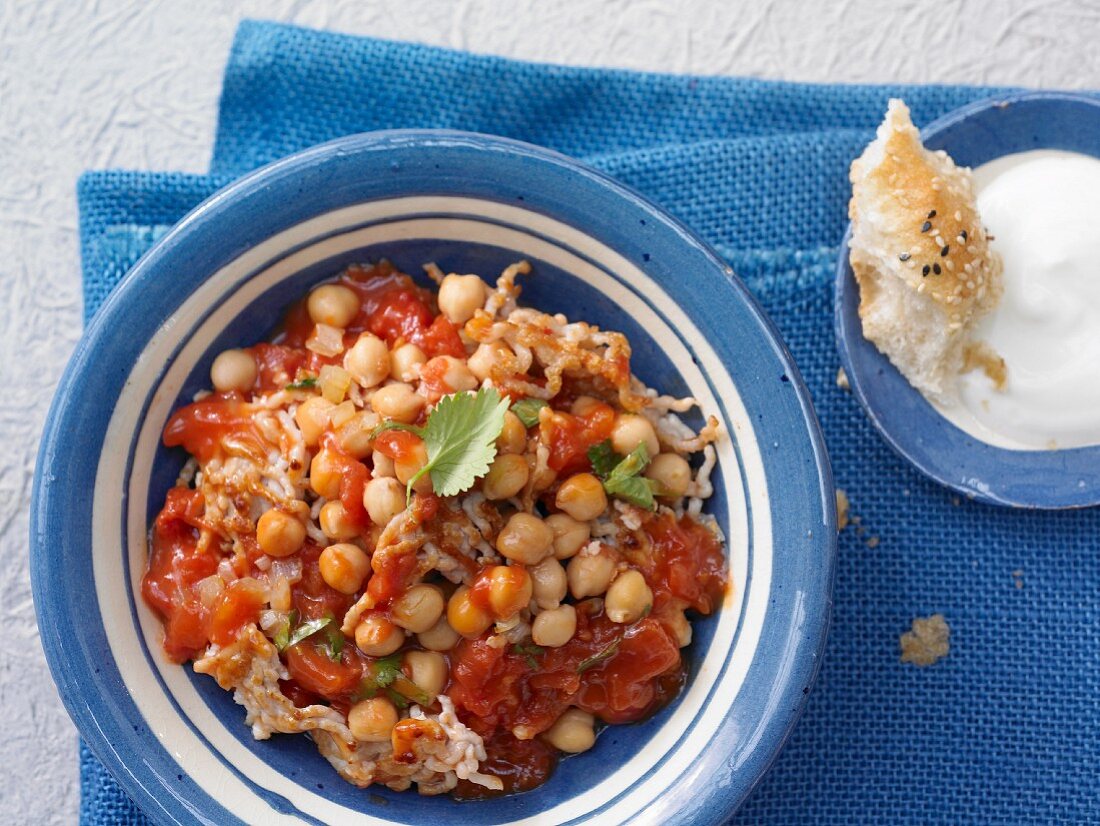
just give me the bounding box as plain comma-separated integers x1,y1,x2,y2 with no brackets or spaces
835,92,1100,508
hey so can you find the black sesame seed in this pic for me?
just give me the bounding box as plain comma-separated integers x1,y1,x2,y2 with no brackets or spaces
959,230,968,241
899,252,911,261
933,263,942,275
922,265,931,276
921,221,932,233
927,210,937,219
941,245,950,257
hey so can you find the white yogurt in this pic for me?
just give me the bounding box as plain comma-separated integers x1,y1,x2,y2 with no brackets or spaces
935,150,1100,450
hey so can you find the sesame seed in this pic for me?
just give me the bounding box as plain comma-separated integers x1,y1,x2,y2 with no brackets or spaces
959,229,968,241
966,280,975,289
941,245,950,257
933,263,942,275
946,260,955,271
917,282,926,293
931,182,942,191
935,235,945,246
954,211,962,222
899,252,911,261
927,209,937,219
921,221,932,233
922,264,931,276
967,245,978,255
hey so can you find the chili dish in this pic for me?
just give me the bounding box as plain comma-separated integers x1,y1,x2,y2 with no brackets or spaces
142,260,728,798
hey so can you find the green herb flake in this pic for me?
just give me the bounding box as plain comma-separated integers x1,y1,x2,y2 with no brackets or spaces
272,608,298,651
386,687,411,710
373,387,510,503
577,637,622,674
286,376,318,390
319,621,345,662
587,439,622,479
511,643,545,670
510,397,548,428
285,616,331,649
601,443,658,510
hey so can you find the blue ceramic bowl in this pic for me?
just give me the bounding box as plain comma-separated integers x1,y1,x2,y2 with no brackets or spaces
32,132,835,825
835,92,1100,509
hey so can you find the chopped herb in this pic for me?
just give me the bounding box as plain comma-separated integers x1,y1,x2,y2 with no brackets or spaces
272,609,298,651
587,439,622,479
512,643,544,669
372,387,510,503
386,687,410,710
285,616,331,649
602,443,658,510
510,397,548,428
578,638,622,674
286,376,317,390
318,620,345,662
354,654,433,707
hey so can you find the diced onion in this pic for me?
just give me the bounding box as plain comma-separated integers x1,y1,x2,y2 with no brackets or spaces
307,323,345,357
319,364,352,404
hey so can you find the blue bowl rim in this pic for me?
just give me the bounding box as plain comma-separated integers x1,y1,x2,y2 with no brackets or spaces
834,90,1100,509
33,128,836,824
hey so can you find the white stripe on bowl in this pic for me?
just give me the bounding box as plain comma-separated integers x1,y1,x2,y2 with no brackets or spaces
92,197,771,825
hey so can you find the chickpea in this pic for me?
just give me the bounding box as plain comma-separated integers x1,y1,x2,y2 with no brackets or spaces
403,650,447,698
437,273,487,324
347,696,398,742
529,557,567,609
363,476,406,526
447,585,493,638
354,613,405,656
497,411,528,455
307,283,360,328
485,565,533,620
545,514,590,560
610,414,659,458
482,453,530,501
495,512,554,565
418,617,461,652
210,349,257,393
569,396,602,417
544,708,596,753
391,584,445,633
390,343,426,382
337,410,380,459
319,500,359,541
567,547,616,599
467,341,510,382
344,333,390,388
555,473,607,522
371,383,426,423
605,569,653,624
309,449,343,500
666,607,693,648
394,440,433,494
645,453,692,498
295,396,335,448
424,355,478,393
256,509,305,558
319,542,370,595
371,449,396,478
532,604,577,648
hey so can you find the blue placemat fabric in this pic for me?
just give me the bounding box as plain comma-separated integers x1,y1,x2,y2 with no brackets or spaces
76,19,1100,825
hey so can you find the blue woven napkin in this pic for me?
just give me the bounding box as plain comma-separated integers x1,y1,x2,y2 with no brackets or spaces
76,20,1100,825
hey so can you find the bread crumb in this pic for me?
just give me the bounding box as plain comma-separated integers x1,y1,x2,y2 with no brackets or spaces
836,367,850,391
1012,569,1024,590
835,489,850,530
962,341,1007,390
900,614,950,666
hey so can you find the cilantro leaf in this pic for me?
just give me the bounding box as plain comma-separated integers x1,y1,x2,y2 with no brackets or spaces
510,397,547,428
511,643,544,670
285,616,331,649
319,622,345,662
272,609,298,651
587,439,622,479
599,443,658,510
577,637,622,674
286,376,317,390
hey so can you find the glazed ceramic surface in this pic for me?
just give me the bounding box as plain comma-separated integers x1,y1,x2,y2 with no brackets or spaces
835,92,1100,508
33,131,835,825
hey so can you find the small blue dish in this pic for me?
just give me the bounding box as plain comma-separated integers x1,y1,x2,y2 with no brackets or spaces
835,91,1100,509
32,131,835,824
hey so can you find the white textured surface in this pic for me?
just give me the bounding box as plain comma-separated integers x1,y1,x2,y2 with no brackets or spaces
0,1,1094,821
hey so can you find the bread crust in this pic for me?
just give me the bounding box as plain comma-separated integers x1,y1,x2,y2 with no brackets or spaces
848,99,1002,399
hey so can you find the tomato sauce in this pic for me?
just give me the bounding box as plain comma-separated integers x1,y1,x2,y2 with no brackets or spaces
540,402,616,475
162,394,268,464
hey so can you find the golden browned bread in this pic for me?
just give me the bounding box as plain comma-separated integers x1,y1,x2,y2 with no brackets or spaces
848,99,1002,402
